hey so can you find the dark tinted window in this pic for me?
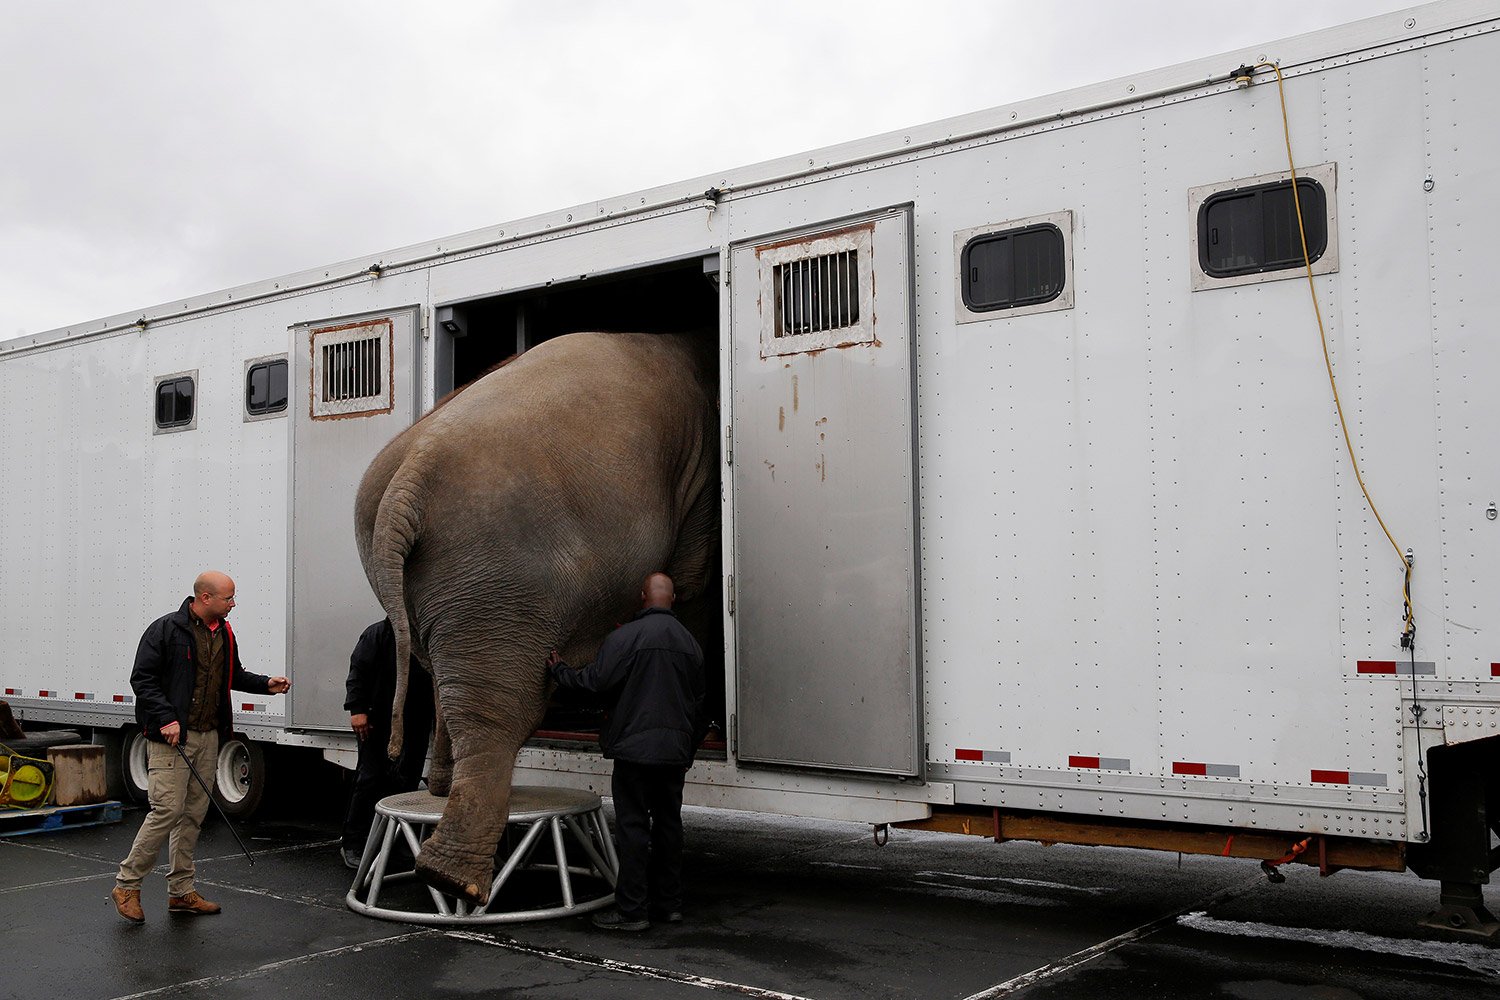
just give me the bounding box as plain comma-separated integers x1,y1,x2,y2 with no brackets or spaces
246,359,288,415
155,377,194,428
1199,177,1326,277
962,224,1065,311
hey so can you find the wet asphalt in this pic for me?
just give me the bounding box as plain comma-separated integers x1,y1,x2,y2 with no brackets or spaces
3,782,1498,1000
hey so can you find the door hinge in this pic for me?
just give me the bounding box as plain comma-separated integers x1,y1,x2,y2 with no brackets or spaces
724,425,733,465
727,574,735,616
730,713,737,755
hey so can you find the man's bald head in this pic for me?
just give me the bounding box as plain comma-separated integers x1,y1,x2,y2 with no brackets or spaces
641,572,675,610
191,571,237,624
194,571,234,600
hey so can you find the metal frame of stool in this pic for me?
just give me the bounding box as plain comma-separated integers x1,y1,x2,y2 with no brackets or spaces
345,787,618,925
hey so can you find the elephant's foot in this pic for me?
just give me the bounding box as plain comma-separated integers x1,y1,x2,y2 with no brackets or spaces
426,763,453,797
416,837,491,906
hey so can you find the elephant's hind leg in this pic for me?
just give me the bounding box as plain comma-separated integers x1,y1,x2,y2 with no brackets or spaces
426,694,454,797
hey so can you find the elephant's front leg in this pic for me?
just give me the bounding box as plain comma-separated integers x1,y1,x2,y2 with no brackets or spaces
415,668,545,906
415,739,521,905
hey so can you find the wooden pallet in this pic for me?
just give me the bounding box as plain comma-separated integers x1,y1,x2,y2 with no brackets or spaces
0,800,123,837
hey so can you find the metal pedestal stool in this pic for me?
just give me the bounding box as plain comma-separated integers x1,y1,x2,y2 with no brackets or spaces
345,786,617,925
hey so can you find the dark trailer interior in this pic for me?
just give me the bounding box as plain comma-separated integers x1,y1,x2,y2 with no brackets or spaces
433,255,726,753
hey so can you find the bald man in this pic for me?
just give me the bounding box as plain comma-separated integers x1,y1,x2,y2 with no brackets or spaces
548,571,707,931
111,571,289,923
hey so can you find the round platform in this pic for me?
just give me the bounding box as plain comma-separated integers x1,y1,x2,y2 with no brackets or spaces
376,786,604,824
347,785,617,925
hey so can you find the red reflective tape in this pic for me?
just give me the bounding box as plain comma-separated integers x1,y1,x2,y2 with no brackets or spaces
1311,769,1350,784
955,748,983,761
113,694,126,703
75,693,86,700
1491,663,1500,677
1357,661,1397,674
3,688,16,696
39,690,53,698
1069,755,1101,769
241,703,255,711
1174,762,1208,776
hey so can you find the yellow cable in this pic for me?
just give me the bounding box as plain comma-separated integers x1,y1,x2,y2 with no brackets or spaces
1257,62,1414,636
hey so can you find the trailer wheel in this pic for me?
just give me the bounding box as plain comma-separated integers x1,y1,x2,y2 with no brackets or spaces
213,735,266,819
120,729,151,804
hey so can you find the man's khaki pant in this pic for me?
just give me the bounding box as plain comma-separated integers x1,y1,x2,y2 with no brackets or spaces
115,730,220,896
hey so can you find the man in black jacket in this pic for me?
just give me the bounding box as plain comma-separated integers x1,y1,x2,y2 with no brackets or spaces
548,571,706,931
111,571,289,923
340,617,434,868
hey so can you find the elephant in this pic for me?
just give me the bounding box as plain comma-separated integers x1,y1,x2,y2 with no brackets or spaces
354,330,721,904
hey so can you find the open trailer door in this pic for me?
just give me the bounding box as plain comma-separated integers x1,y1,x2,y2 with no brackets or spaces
287,308,421,731
728,206,920,777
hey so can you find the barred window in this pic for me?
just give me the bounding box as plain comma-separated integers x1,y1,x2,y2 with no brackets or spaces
756,224,875,358
310,320,393,419
773,249,860,338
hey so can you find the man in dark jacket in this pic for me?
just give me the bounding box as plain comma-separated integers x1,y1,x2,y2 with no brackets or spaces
548,571,706,931
111,571,289,923
340,617,434,868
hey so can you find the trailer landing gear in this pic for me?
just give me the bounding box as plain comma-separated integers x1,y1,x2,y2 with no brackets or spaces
1406,737,1500,940
1418,881,1500,940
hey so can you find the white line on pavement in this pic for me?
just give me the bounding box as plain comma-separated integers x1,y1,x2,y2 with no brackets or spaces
914,870,1114,895
196,837,341,863
448,929,820,999
107,931,439,1000
960,875,1264,999
0,871,113,894
191,876,350,913
1179,911,1500,977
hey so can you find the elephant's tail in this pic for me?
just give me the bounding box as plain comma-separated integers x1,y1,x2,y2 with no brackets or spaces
369,476,423,763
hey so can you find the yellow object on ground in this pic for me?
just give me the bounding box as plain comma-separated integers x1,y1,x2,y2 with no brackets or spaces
0,748,56,808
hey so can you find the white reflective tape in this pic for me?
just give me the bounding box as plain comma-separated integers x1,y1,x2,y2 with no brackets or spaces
1397,662,1436,675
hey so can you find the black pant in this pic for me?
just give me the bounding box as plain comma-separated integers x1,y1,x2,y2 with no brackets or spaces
610,760,687,920
341,712,433,852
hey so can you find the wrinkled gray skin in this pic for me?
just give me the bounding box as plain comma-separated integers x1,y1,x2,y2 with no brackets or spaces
355,331,718,904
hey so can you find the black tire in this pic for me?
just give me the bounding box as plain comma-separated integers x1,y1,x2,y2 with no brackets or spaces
212,734,266,819
120,728,151,804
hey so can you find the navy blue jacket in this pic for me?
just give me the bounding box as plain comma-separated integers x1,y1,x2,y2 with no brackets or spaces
550,607,706,767
131,597,274,743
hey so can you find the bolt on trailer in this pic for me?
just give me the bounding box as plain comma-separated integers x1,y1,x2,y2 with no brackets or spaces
2,0,1499,932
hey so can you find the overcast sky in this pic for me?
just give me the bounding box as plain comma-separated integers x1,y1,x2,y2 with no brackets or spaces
2,1,1419,340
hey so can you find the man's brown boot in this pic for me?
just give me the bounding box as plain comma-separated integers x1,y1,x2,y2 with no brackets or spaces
167,891,221,915
110,886,144,923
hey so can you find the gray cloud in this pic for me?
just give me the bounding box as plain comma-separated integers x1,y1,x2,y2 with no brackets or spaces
1,1,1411,339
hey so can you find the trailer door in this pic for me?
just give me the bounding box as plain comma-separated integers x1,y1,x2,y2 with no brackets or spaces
729,206,920,777
288,308,421,731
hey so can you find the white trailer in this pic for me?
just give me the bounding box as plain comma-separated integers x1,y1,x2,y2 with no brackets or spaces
3,0,1498,929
